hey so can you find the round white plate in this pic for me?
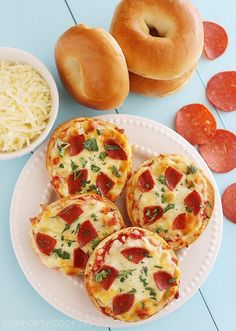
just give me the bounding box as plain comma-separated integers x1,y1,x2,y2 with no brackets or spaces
10,114,223,327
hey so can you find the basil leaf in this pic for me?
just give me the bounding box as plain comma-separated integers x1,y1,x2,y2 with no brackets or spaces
104,144,120,151
95,269,111,282
84,138,99,151
163,203,175,213
98,152,107,161
53,248,70,259
158,175,167,185
91,164,101,173
111,165,121,178
80,157,87,168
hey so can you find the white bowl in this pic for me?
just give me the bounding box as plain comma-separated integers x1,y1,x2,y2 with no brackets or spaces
0,47,59,160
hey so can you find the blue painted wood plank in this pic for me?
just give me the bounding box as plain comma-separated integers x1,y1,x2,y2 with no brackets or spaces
0,1,109,330
192,0,236,133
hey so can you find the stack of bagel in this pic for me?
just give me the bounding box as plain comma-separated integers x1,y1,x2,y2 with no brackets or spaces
111,0,204,97
55,0,204,110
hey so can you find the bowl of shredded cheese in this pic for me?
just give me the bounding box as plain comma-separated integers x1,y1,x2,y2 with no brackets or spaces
0,47,59,160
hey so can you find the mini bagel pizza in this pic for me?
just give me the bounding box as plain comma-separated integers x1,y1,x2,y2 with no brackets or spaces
126,155,215,249
46,118,132,201
30,194,125,275
84,227,180,322
111,0,203,80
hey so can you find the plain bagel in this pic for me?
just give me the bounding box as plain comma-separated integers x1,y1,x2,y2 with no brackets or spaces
55,24,129,110
129,64,196,97
111,0,204,80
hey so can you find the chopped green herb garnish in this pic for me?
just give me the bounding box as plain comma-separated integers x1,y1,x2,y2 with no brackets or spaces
80,157,87,168
95,269,111,282
154,265,163,269
145,287,156,300
91,164,101,172
118,269,136,283
161,187,165,192
206,201,213,208
96,129,102,135
111,165,121,178
88,184,101,195
187,181,195,189
61,223,70,234
84,138,99,152
105,144,120,151
142,266,148,276
70,160,83,180
187,164,198,175
155,192,160,197
168,277,177,284
98,151,107,161
128,288,137,294
91,238,100,250
141,302,145,309
53,248,70,259
91,213,98,221
57,139,70,157
156,226,168,234
185,206,192,213
139,274,148,287
75,222,81,233
163,203,175,213
161,194,168,203
59,163,64,168
119,288,124,292
158,175,166,185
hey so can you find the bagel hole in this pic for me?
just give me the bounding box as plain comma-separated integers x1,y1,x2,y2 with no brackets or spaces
148,26,164,38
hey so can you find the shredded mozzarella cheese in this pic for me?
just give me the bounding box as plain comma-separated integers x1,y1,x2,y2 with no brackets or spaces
0,60,51,152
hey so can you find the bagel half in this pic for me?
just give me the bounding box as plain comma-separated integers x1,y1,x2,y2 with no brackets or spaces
129,65,196,97
111,0,203,80
55,24,129,110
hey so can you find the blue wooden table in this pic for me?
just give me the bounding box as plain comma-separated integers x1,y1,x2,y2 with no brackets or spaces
0,1,235,330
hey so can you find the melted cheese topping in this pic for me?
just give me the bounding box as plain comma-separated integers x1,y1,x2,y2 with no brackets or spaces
48,118,132,201
86,228,180,322
30,194,124,275
0,60,51,152
126,155,214,249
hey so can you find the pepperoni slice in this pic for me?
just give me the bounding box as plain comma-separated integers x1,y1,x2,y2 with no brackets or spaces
184,190,202,215
138,170,155,192
121,247,149,264
199,129,236,173
143,206,163,224
104,139,127,160
96,265,118,290
73,247,89,268
68,169,88,194
173,213,187,230
165,166,183,190
153,271,177,290
69,134,85,156
77,220,98,247
113,293,135,315
203,21,228,60
36,233,56,256
222,183,236,223
206,71,236,112
175,104,217,145
58,205,83,224
96,172,114,196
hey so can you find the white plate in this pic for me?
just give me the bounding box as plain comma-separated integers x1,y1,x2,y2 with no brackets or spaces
10,114,223,327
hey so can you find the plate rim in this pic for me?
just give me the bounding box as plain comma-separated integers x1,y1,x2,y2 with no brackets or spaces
10,114,223,328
